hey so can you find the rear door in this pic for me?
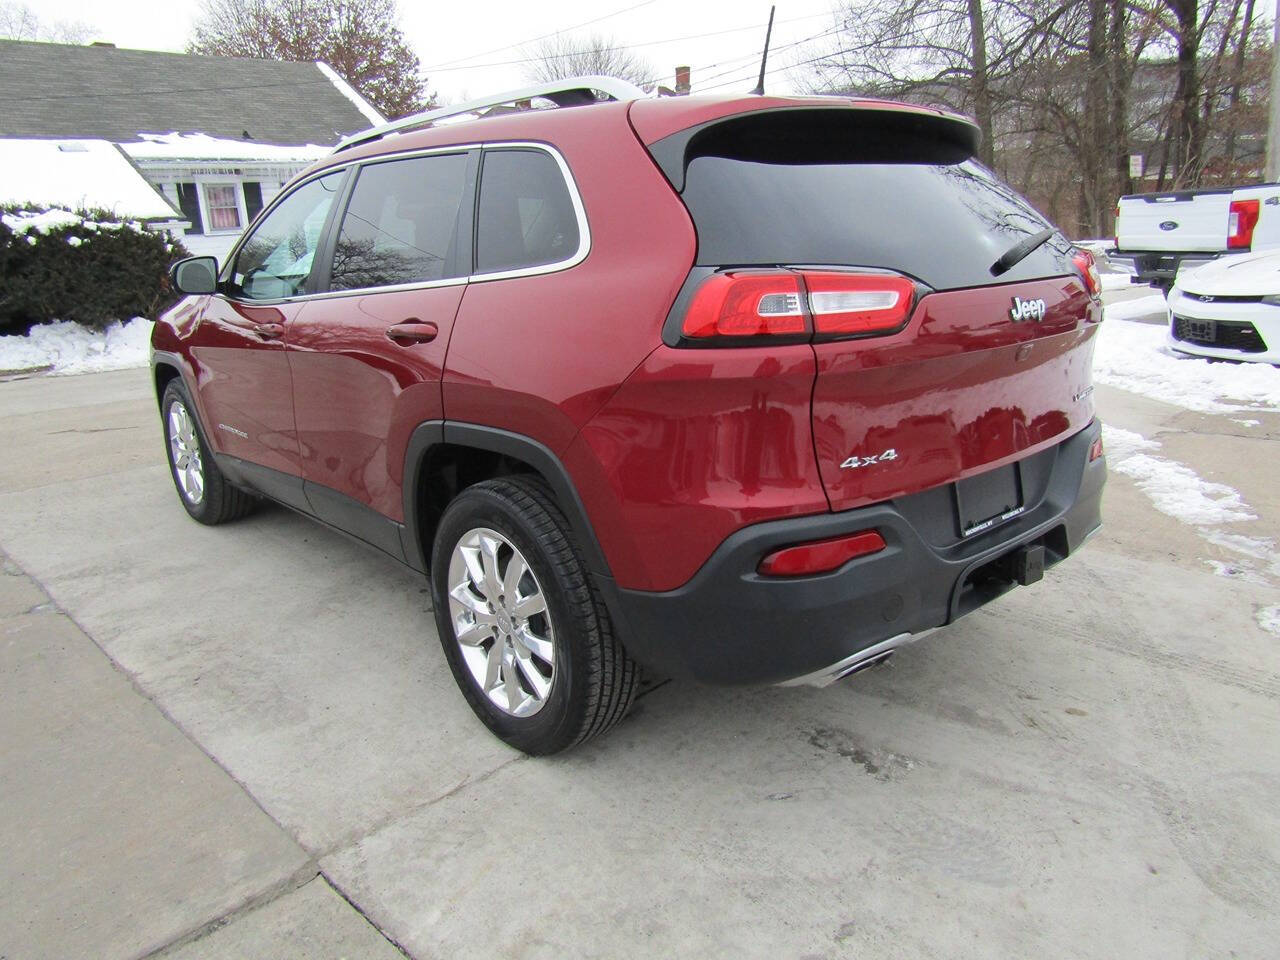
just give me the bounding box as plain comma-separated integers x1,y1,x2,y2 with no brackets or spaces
194,170,345,506
286,148,475,552
665,106,1101,515
1116,190,1232,253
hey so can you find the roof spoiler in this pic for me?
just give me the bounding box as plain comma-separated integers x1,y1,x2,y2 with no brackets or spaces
333,75,646,153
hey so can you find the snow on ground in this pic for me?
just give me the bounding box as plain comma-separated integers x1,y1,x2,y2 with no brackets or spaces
1102,424,1256,525
1098,271,1135,292
1094,314,1280,413
1102,423,1279,588
0,319,152,375
1257,605,1280,636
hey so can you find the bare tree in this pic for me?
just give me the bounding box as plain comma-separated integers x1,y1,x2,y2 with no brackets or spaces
521,32,655,88
189,0,428,119
0,1,96,43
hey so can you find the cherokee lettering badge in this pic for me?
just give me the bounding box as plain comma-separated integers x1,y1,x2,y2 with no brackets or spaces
1009,296,1047,322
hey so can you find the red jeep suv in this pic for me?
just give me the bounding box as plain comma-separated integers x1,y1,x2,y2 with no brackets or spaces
153,81,1106,754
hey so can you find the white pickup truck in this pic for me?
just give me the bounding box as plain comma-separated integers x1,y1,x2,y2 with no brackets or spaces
1109,183,1280,290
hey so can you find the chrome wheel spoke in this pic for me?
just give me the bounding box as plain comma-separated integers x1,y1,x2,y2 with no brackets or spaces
456,617,495,647
512,592,546,619
167,401,205,505
515,625,554,664
512,645,551,700
447,526,556,719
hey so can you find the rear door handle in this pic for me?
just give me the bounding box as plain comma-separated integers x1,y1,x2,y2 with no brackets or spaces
254,323,284,340
386,321,439,345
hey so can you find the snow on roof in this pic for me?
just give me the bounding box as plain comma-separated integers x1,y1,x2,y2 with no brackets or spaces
0,138,179,220
315,62,386,127
120,132,330,163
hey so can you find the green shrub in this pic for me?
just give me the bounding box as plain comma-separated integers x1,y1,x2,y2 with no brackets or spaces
0,205,189,334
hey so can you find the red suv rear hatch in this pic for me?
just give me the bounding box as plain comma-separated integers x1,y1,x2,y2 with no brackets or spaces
634,100,1101,515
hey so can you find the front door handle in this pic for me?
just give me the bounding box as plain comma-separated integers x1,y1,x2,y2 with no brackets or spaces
254,323,284,340
386,321,439,345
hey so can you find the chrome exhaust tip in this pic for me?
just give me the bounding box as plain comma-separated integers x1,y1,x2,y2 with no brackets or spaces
779,630,929,689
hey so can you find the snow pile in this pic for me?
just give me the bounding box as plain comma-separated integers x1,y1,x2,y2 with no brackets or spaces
1098,272,1135,292
1102,425,1255,525
1094,316,1280,413
0,319,152,375
1102,294,1167,321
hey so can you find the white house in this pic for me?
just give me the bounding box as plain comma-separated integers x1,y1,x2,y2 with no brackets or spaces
0,39,383,260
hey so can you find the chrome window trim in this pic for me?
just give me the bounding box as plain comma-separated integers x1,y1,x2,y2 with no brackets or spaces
218,140,589,306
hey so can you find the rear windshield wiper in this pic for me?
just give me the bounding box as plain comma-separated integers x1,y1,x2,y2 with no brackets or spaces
990,228,1056,277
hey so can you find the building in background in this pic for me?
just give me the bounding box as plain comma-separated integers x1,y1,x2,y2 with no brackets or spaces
0,39,382,259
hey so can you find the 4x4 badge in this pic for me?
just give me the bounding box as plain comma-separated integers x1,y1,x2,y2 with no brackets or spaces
841,448,898,470
1009,297,1046,322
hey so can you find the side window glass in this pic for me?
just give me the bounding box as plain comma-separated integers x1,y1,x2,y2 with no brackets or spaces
231,172,343,301
329,153,469,291
475,149,581,274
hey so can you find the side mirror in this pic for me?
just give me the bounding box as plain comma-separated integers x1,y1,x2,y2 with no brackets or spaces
171,256,219,295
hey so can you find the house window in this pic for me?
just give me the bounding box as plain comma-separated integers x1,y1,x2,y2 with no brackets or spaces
203,184,242,231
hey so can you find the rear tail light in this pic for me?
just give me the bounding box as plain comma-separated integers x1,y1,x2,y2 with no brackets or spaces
682,272,806,338
1228,199,1259,250
680,270,916,342
758,530,887,577
804,272,916,335
1073,248,1101,298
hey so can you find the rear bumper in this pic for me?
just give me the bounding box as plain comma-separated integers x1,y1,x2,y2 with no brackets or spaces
602,420,1105,685
1110,250,1221,287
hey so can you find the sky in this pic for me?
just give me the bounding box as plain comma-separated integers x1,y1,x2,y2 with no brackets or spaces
29,0,842,103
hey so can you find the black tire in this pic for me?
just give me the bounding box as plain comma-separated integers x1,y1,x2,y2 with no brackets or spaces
430,475,640,755
160,379,256,525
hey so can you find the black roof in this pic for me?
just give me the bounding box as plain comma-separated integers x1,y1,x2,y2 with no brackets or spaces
0,39,378,145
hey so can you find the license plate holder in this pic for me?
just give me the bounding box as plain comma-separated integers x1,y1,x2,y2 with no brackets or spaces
957,464,1024,537
1186,317,1216,342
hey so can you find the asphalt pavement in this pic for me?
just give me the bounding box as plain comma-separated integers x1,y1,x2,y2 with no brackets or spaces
1,301,1277,958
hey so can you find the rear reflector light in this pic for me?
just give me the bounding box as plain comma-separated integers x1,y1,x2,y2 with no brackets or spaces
1089,435,1104,461
681,270,916,342
758,530,887,577
1228,199,1259,250
1072,248,1100,297
804,272,916,335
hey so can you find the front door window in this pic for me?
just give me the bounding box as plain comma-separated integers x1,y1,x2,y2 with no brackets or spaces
230,172,343,301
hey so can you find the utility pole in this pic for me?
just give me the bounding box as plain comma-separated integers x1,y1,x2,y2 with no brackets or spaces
1268,3,1280,181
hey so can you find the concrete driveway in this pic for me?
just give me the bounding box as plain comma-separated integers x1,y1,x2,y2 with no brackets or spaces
1,353,1277,957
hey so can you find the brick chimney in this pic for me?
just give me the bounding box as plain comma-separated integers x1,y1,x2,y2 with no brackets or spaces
675,66,691,96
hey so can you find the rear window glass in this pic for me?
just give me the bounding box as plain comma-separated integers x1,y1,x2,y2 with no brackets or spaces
475,149,580,274
680,131,1072,291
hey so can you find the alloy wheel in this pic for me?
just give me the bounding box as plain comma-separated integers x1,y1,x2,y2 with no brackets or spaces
446,527,555,717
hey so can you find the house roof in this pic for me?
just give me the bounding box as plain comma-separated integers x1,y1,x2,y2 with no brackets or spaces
0,138,181,219
0,39,383,146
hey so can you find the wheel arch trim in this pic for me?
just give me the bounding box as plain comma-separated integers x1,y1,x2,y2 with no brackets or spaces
402,421,613,579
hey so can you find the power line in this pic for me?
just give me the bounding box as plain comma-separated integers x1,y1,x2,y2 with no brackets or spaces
426,0,660,70
426,13,830,73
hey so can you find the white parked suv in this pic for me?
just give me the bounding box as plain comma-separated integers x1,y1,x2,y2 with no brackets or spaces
1167,249,1280,363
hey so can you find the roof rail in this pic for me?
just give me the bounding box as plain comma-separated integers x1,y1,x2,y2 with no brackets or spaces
333,75,646,153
